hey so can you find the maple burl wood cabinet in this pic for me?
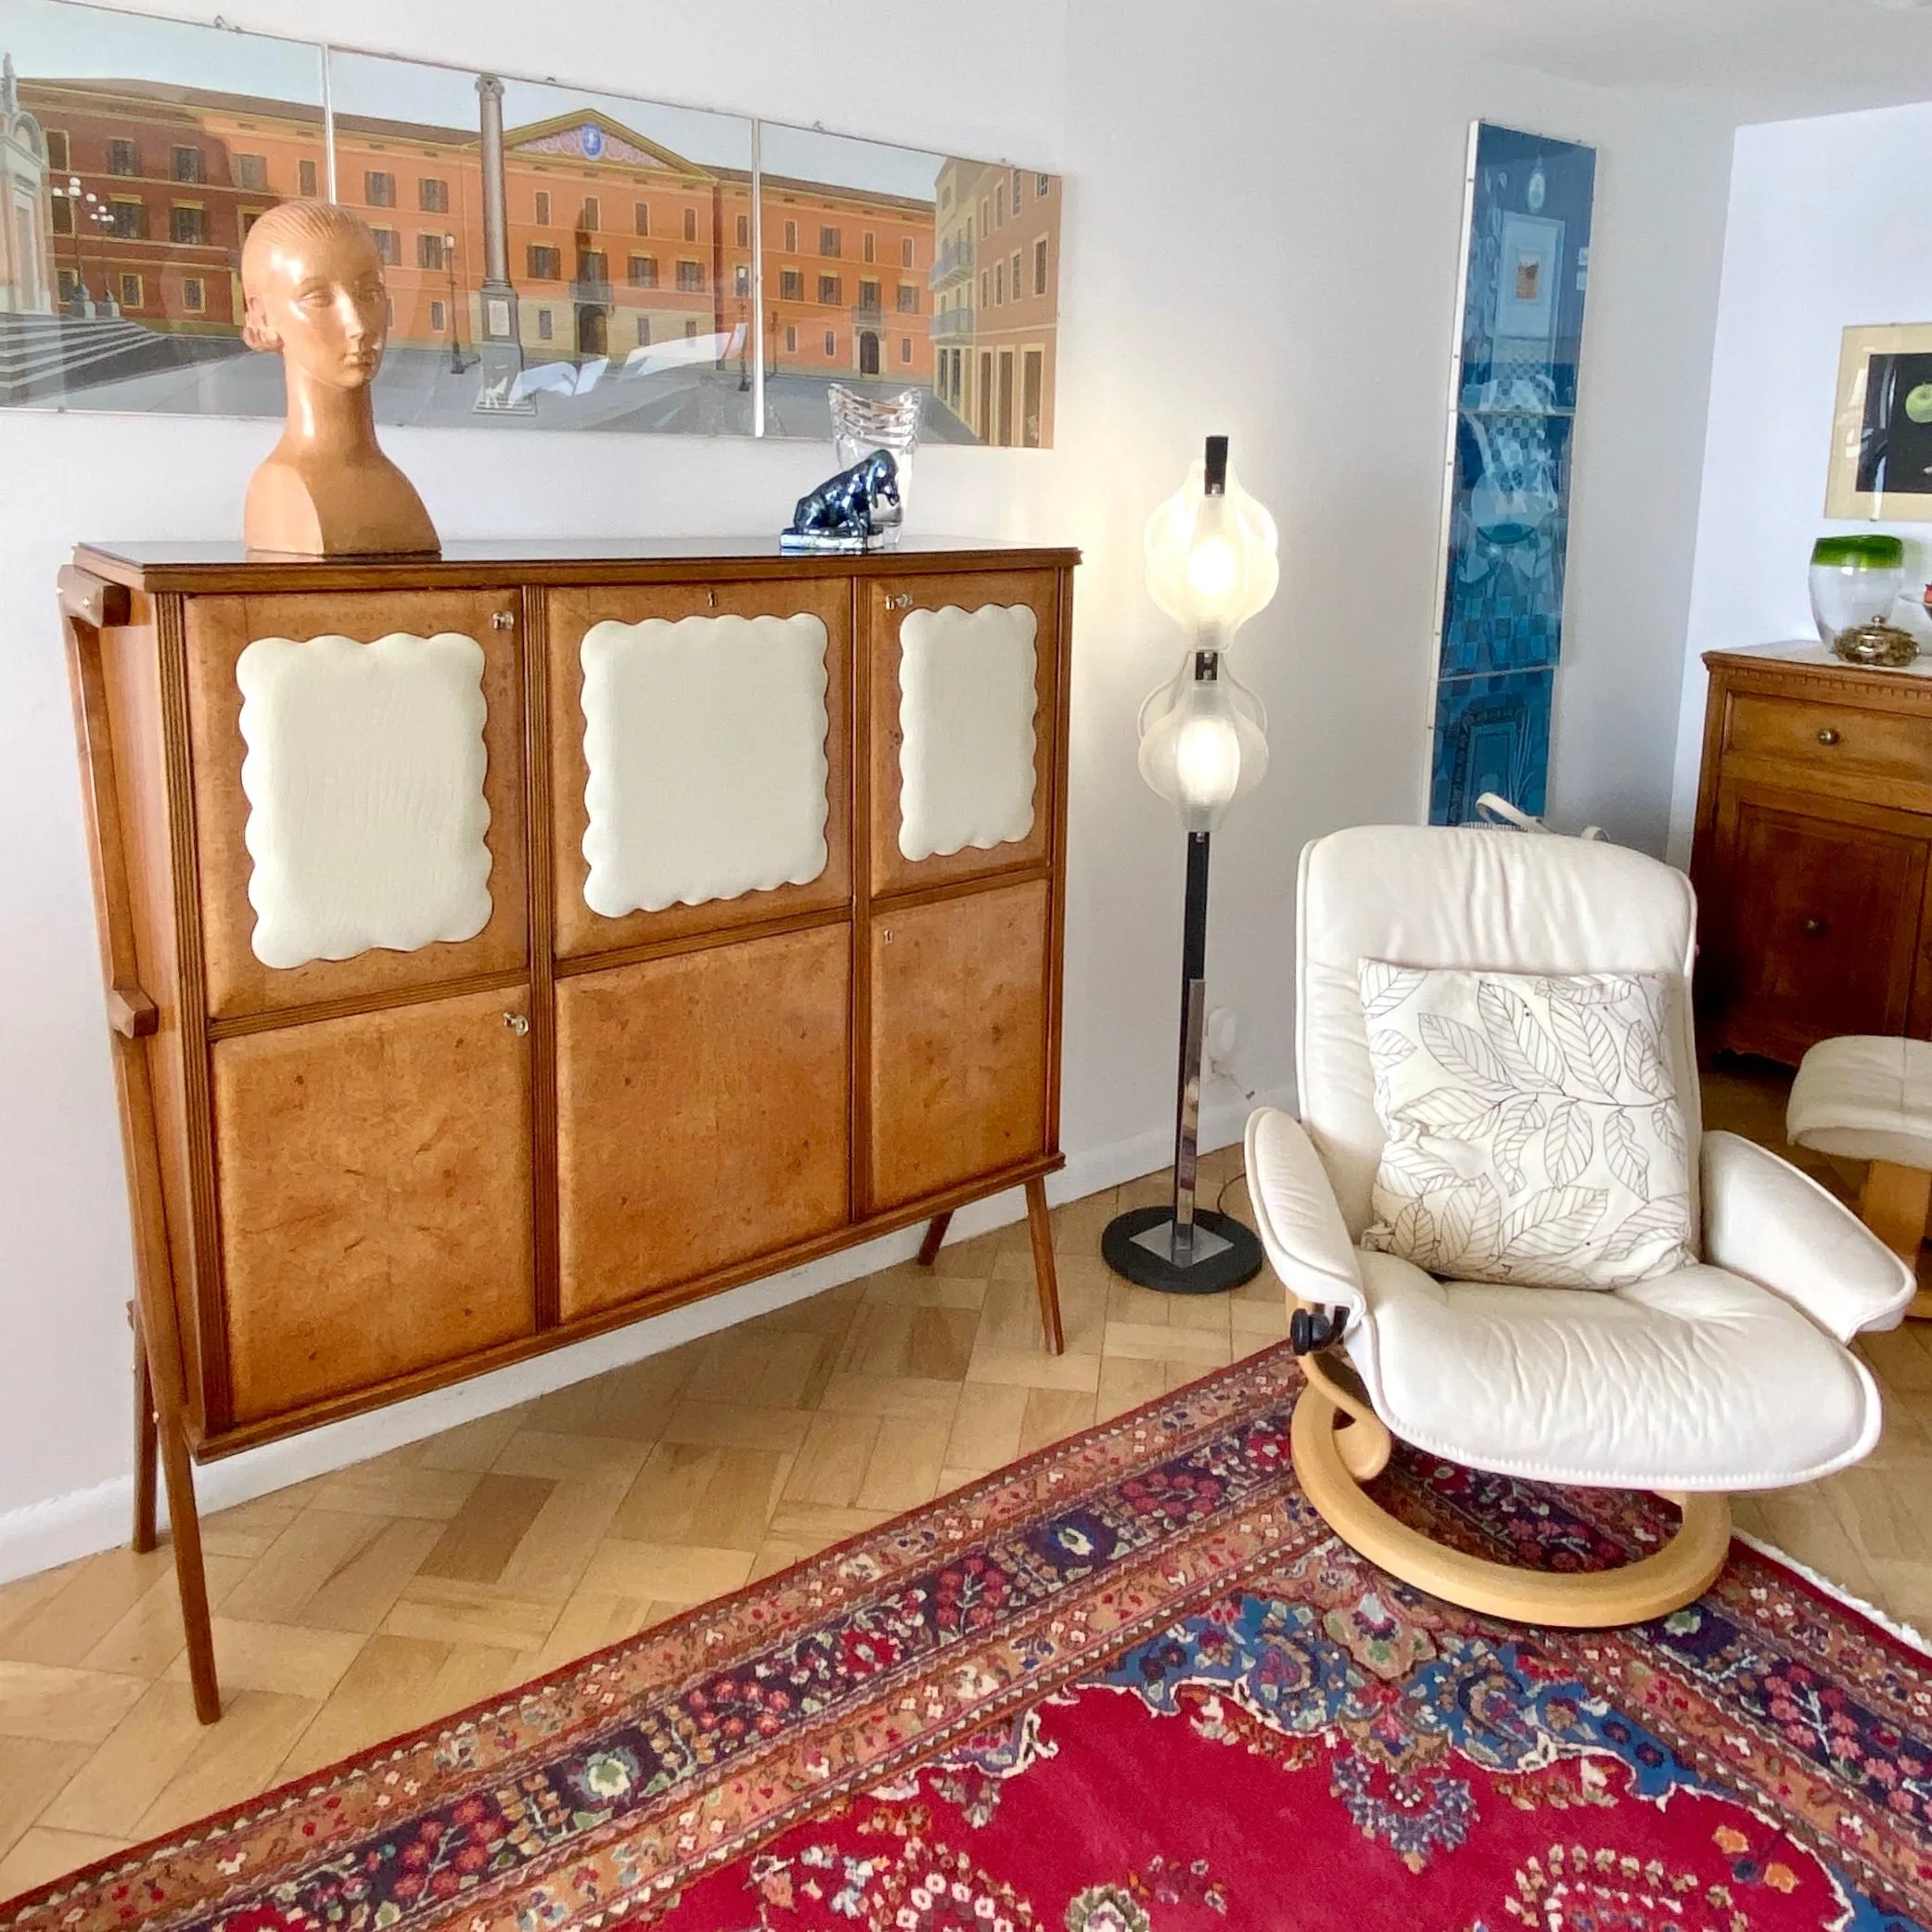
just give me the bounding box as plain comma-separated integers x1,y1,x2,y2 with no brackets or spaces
60,536,1077,1721
1691,643,1932,1064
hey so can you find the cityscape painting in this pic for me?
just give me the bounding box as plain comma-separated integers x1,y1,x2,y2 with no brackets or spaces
0,0,1064,441
1427,121,1596,824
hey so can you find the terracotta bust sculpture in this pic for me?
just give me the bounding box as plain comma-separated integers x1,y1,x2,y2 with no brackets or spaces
240,200,439,557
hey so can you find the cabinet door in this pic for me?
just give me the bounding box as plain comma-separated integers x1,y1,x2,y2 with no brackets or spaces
211,985,536,1426
866,878,1050,1212
866,569,1060,898
556,923,851,1322
1705,790,1927,1062
186,589,528,1018
547,579,851,960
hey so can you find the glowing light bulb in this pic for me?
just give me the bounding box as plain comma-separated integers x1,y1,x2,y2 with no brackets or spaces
1172,710,1241,812
1185,533,1237,606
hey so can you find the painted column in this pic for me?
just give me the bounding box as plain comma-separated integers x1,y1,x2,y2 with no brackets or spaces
472,72,530,412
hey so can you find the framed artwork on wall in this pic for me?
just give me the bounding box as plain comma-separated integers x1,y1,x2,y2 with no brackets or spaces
0,0,1063,441
1826,323,1932,520
1426,120,1596,825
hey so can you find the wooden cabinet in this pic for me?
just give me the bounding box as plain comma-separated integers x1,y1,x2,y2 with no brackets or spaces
1692,646,1932,1062
61,537,1075,1722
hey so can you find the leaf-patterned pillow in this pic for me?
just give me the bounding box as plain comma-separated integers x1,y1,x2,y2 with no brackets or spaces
1358,961,1695,1290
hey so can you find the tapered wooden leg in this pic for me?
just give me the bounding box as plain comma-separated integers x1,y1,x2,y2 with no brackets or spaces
915,1210,953,1268
130,1303,158,1556
1860,1160,1932,1319
1024,1177,1065,1355
160,1436,220,1723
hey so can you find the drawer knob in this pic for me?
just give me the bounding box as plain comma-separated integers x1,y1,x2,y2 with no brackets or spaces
1816,726,1840,746
1802,916,1827,937
504,1011,531,1036
887,593,914,611
492,610,516,631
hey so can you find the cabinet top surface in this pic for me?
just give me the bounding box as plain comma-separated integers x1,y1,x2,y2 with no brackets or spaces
74,534,1081,595
1705,639,1932,685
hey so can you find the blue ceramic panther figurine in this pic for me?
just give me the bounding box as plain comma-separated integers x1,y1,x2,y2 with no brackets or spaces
781,448,902,550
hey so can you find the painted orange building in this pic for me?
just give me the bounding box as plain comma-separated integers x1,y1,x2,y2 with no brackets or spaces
759,172,931,383
15,74,937,384
933,156,1058,447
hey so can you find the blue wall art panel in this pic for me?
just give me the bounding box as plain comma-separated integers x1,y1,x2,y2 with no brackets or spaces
1428,122,1595,823
1429,667,1554,828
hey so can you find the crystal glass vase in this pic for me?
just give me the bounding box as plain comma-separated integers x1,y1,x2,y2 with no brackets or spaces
831,384,923,535
1810,533,1906,648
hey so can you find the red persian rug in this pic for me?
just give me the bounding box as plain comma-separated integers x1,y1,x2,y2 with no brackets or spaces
5,1345,1930,1931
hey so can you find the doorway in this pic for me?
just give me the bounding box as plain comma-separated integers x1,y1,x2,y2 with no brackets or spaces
858,330,880,377
575,304,608,356
997,349,1015,447
1022,348,1043,448
977,350,993,441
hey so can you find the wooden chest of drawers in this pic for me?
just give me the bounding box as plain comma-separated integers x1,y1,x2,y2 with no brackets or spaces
61,536,1078,1720
1690,643,1932,1063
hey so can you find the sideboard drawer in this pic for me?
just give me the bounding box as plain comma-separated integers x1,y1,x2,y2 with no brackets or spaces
1726,691,1932,792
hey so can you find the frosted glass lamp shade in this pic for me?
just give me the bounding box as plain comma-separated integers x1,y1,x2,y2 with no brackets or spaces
1144,445,1280,646
1136,660,1269,834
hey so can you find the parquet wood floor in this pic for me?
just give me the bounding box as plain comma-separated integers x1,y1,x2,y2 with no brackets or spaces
2,1072,1929,1900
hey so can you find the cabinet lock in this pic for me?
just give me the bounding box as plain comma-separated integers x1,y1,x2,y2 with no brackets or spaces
886,593,914,610
492,610,516,631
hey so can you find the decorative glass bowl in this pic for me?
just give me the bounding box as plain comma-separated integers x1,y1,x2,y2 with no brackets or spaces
1810,533,1906,647
830,384,922,533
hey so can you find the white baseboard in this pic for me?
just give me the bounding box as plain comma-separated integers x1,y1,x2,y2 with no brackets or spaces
0,1081,1293,1587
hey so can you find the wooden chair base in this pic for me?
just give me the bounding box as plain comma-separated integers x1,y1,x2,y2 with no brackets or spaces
1859,1159,1932,1321
1290,1385,1733,1628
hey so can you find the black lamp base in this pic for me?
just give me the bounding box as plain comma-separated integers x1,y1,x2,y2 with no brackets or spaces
1100,1206,1264,1296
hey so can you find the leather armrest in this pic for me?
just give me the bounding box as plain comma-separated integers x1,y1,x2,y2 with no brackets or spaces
1701,1130,1914,1341
1244,1107,1366,1323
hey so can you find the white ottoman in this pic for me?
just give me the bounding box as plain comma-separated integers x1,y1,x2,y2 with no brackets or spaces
1788,1034,1932,1318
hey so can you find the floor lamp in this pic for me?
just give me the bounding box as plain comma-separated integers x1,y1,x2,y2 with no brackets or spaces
1101,435,1279,1295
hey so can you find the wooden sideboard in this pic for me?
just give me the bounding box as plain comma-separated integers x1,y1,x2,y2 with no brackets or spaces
1691,641,1932,1064
60,536,1078,1721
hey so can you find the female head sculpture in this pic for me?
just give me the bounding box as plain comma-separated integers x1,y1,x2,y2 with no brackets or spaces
239,199,439,557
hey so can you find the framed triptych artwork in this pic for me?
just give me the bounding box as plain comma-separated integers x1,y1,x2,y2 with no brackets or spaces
0,0,1062,442
1427,121,1597,825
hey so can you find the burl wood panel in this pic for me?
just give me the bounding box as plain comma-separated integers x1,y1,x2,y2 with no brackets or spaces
1706,788,1927,1062
184,590,530,1018
212,984,536,1423
866,878,1050,1213
546,579,852,960
866,570,1059,900
555,923,851,1320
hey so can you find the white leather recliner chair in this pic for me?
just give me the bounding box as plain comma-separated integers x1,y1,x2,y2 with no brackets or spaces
1247,825,1913,1624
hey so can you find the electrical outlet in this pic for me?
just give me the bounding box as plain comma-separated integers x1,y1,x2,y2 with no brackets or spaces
1206,1006,1238,1060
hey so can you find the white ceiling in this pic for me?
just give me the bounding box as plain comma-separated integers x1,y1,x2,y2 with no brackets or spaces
1365,0,1932,120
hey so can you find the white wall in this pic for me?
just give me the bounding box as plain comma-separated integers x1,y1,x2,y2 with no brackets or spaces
0,0,1736,1574
1667,102,1932,864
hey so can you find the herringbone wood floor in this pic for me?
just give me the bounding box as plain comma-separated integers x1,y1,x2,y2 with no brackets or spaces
2,1074,1930,1900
